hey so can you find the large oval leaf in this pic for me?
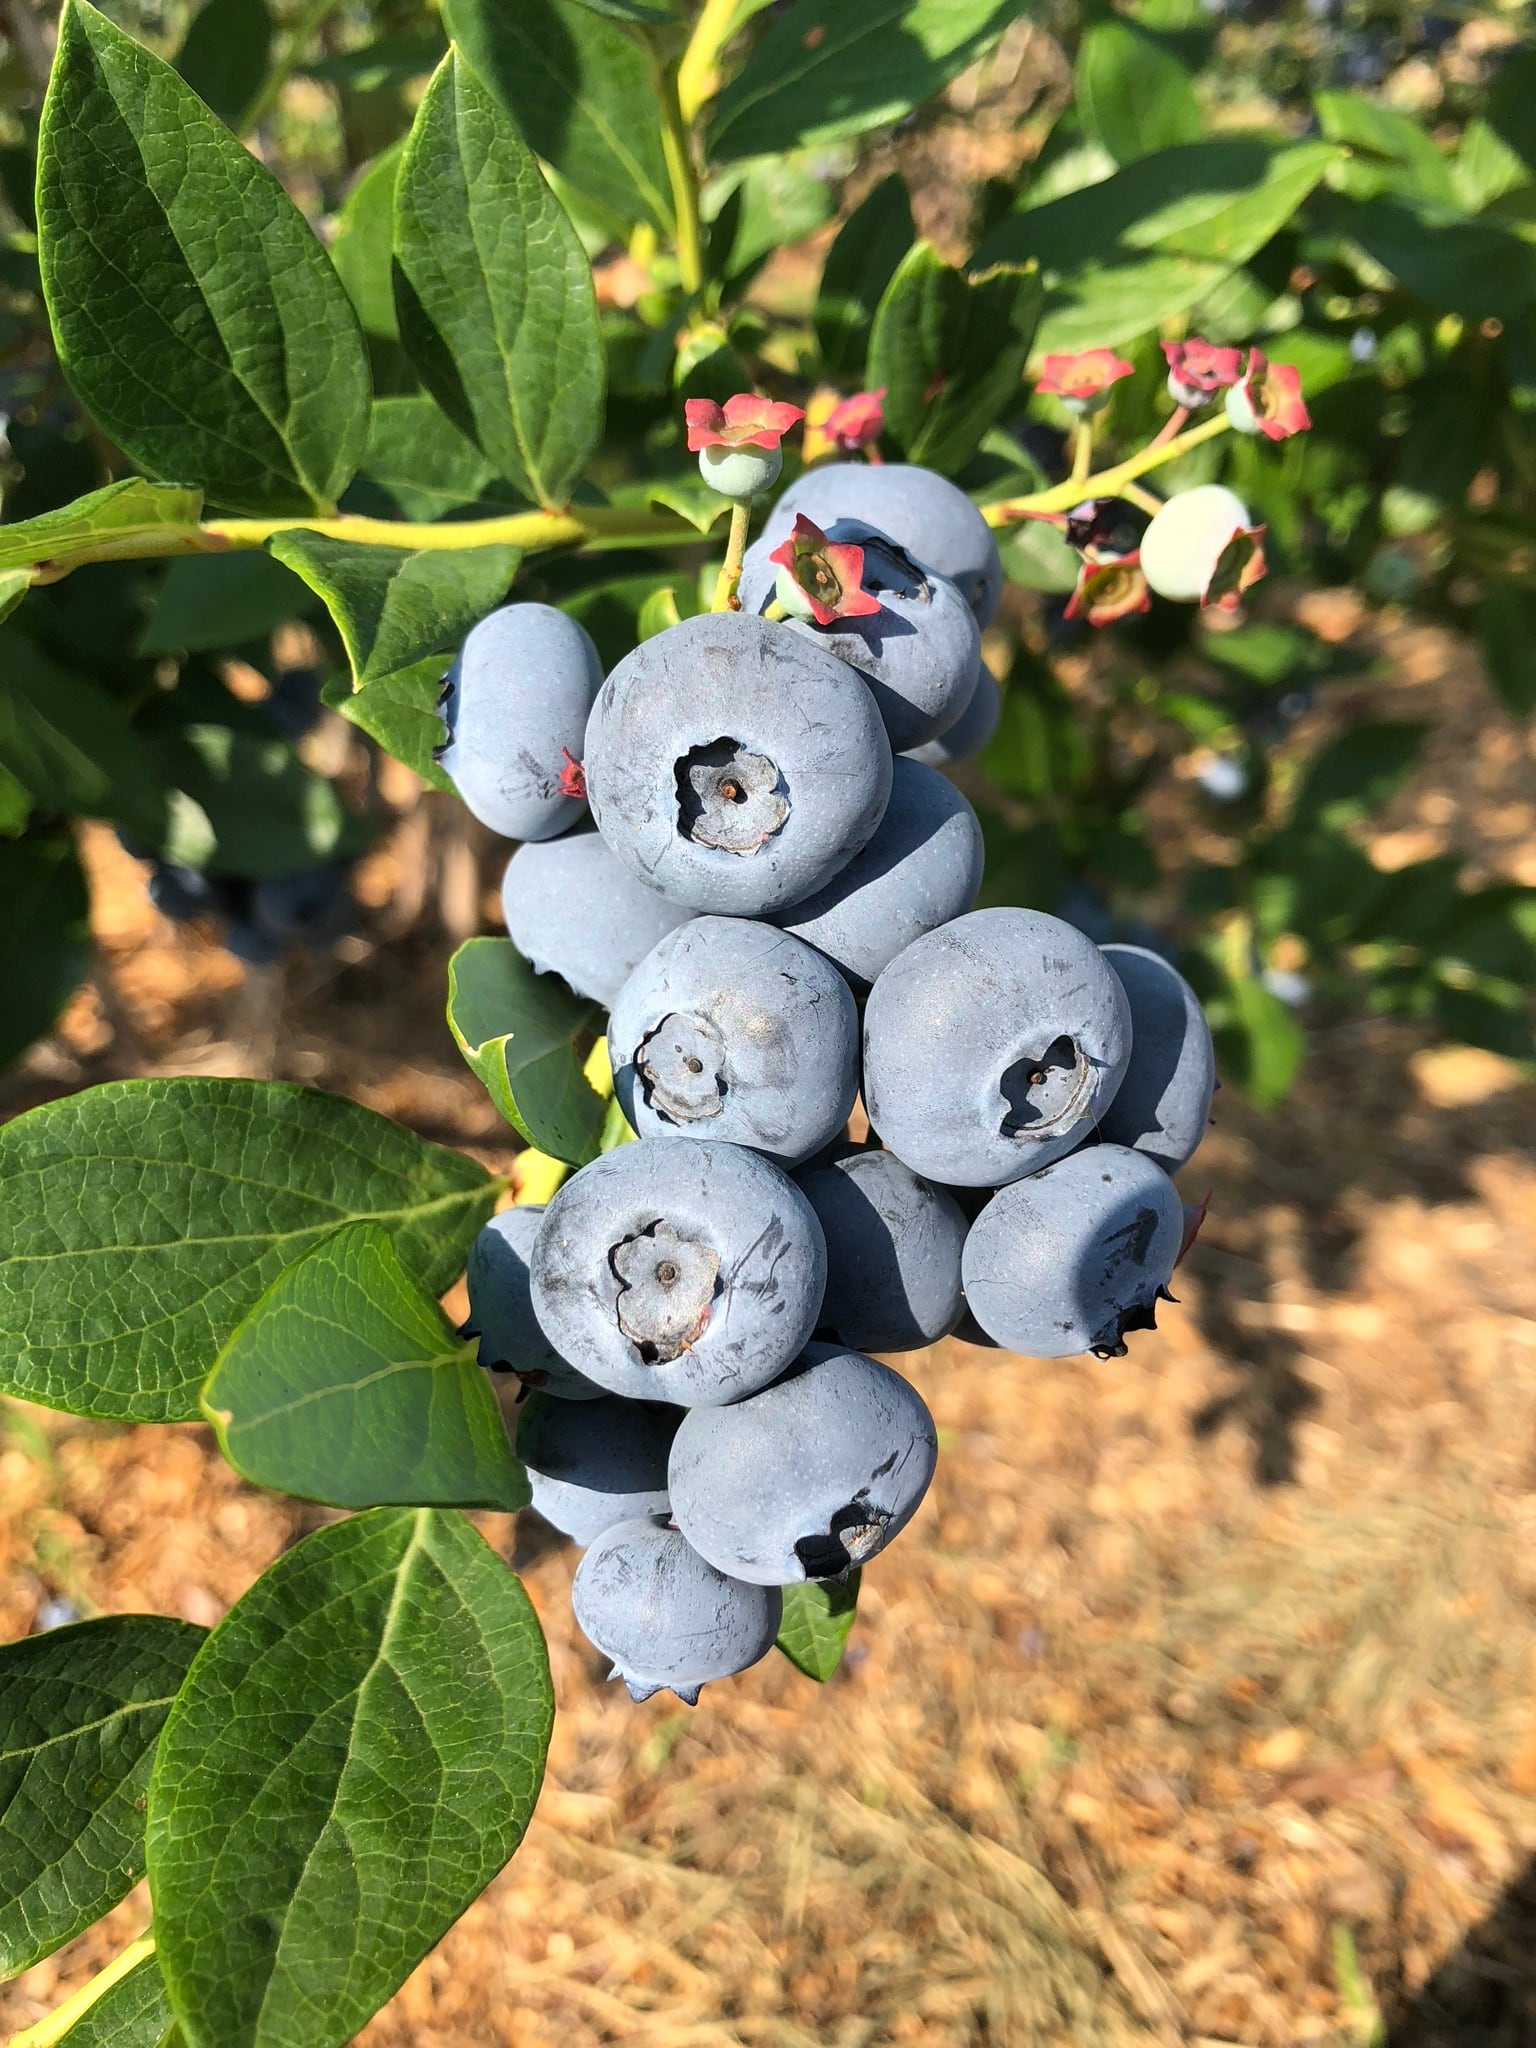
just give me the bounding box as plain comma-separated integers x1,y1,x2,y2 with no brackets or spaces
148,1509,553,2048
446,936,607,1165
0,1077,499,1422
37,0,371,515
203,1221,528,1511
441,0,672,231
394,53,605,509
0,833,91,1073
0,1617,204,1975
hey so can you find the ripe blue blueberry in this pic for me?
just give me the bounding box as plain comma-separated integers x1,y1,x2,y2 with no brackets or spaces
530,1139,827,1406
465,1206,604,1401
608,917,858,1167
961,1143,1185,1358
743,461,1004,625
437,602,602,841
668,1342,937,1584
148,863,223,923
515,1391,681,1545
862,907,1133,1187
904,661,1001,770
501,829,693,1009
770,757,984,992
583,612,892,916
251,866,353,948
571,1514,781,1704
756,520,981,752
1096,944,1216,1171
796,1144,967,1353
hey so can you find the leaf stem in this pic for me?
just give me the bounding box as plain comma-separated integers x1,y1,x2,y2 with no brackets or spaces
242,0,345,133
677,0,740,124
655,56,704,295
8,1936,156,2048
711,499,751,611
983,411,1233,528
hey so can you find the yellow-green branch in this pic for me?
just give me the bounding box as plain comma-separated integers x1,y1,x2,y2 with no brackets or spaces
984,412,1233,527
7,1935,156,2048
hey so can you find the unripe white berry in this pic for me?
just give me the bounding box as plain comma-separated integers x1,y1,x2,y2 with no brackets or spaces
698,441,782,500
1138,484,1252,603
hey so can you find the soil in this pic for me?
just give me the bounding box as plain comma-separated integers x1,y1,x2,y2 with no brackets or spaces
2,602,1536,2048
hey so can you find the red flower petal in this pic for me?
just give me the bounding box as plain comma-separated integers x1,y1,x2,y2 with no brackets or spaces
1036,348,1135,401
684,397,727,451
1064,555,1152,627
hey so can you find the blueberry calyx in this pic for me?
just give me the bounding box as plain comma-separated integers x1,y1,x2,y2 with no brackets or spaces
675,737,790,853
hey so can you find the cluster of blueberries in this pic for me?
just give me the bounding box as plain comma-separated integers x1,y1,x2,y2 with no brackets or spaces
437,461,1215,1705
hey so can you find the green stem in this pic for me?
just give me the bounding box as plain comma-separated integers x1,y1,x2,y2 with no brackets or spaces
241,0,345,133
9,1936,156,2048
711,499,751,611
677,0,740,124
655,56,704,296
1070,416,1094,487
984,411,1233,528
1121,479,1164,517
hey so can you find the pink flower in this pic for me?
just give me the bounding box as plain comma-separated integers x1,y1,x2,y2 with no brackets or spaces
1161,337,1243,406
768,514,882,626
1035,349,1134,411
1202,525,1268,612
684,393,805,452
1224,350,1310,441
1064,554,1152,628
823,388,886,455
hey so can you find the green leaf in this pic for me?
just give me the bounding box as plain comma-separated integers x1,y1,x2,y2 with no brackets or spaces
0,1076,498,1422
330,144,405,347
174,0,273,131
148,1509,553,2048
1480,581,1536,718
0,1617,204,1974
775,1572,860,1682
815,173,914,377
868,243,1042,474
331,658,455,792
0,629,166,835
711,0,1020,162
149,719,364,879
1076,19,1203,165
358,394,502,521
977,138,1339,354
1337,194,1536,325
1315,90,1456,206
54,1953,176,2047
0,834,90,1071
1434,979,1536,1065
268,530,521,688
394,54,605,510
138,550,318,656
1223,974,1304,1110
204,1221,527,1512
1289,721,1427,832
0,480,203,575
37,0,371,516
447,936,608,1164
707,156,833,288
441,0,673,231
0,569,32,624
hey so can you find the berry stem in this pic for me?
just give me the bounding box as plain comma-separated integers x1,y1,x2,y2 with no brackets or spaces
984,410,1232,528
1149,404,1191,449
710,498,752,612
1070,416,1094,486
1121,480,1164,517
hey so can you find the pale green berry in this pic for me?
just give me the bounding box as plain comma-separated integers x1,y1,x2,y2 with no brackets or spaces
1139,485,1252,604
697,441,782,500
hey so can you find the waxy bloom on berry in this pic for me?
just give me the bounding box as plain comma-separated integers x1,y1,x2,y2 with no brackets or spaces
1224,349,1310,441
823,388,886,455
769,513,882,626
1161,337,1243,408
686,393,805,499
1065,555,1152,628
1035,348,1134,414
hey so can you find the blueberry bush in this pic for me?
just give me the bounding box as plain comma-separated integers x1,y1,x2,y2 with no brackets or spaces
0,2,1532,2042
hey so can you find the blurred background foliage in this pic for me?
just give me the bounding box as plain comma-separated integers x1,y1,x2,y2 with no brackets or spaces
0,0,1531,1109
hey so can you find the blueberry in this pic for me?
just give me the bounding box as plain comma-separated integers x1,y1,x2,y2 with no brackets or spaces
583,611,891,916
758,520,981,752
571,1514,781,1704
862,907,1133,1187
1096,944,1215,1171
770,758,984,992
608,917,859,1166
796,1144,967,1353
251,866,353,948
743,462,1004,625
501,829,693,1008
961,1144,1184,1358
466,1206,605,1401
903,661,1001,770
148,863,221,923
224,919,286,966
437,602,603,841
515,1391,681,1545
1139,486,1251,605
668,1342,937,1584
530,1140,827,1406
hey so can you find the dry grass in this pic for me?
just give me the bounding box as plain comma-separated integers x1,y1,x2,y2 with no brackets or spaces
3,611,1536,2046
